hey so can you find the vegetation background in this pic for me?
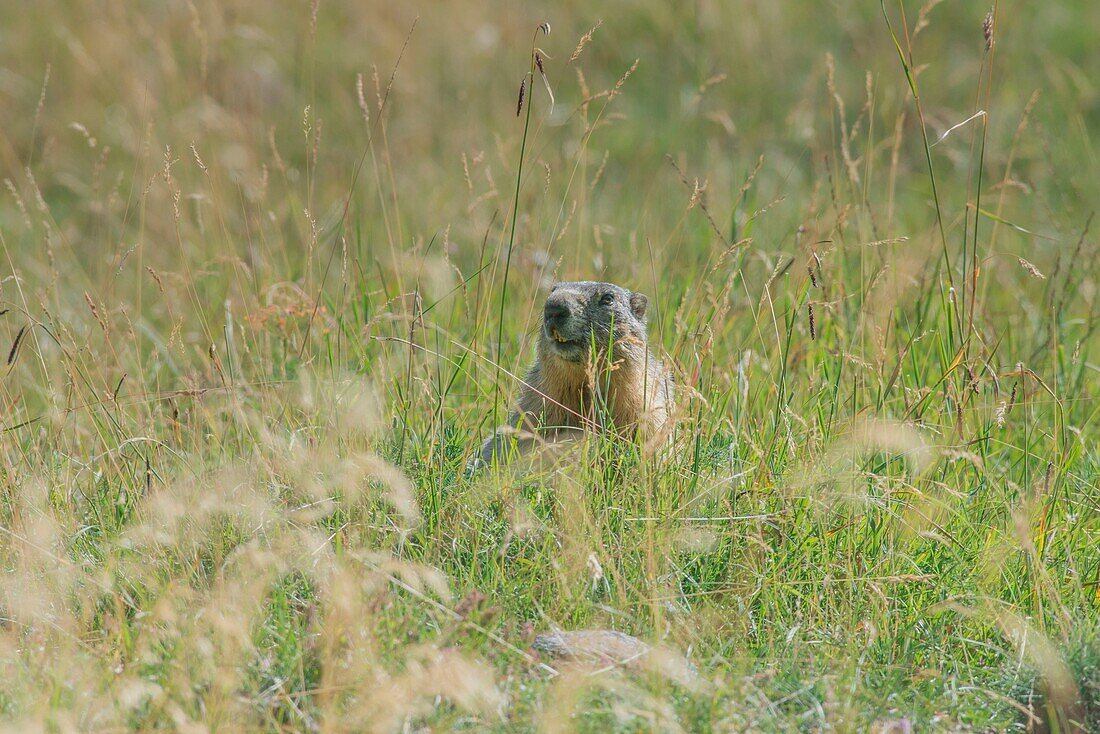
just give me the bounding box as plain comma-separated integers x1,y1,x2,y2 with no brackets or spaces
1,0,1098,730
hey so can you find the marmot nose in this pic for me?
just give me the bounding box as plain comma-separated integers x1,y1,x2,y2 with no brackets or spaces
544,298,573,326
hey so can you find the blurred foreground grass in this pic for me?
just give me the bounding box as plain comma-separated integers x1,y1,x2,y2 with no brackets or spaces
1,1,1099,731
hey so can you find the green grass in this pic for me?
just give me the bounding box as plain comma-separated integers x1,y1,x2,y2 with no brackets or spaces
1,1,1099,731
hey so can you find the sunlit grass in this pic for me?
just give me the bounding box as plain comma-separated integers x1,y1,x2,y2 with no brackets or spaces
0,1,1098,731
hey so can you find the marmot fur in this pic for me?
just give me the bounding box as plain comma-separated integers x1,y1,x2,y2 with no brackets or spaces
475,280,673,468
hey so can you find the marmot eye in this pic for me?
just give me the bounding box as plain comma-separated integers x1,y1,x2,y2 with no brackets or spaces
599,292,615,307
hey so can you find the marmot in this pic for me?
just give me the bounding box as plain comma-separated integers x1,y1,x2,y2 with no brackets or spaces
474,280,674,468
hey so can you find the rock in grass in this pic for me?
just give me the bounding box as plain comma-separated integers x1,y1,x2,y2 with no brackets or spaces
533,629,703,689
533,629,651,665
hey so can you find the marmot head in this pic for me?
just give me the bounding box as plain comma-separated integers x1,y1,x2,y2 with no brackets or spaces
540,281,649,364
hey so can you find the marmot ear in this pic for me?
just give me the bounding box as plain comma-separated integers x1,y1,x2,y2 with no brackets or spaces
629,291,648,321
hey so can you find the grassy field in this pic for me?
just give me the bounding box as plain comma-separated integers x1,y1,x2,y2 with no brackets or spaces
1,1,1099,731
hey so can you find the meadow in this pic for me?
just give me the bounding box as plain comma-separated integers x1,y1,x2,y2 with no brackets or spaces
1,1,1099,731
